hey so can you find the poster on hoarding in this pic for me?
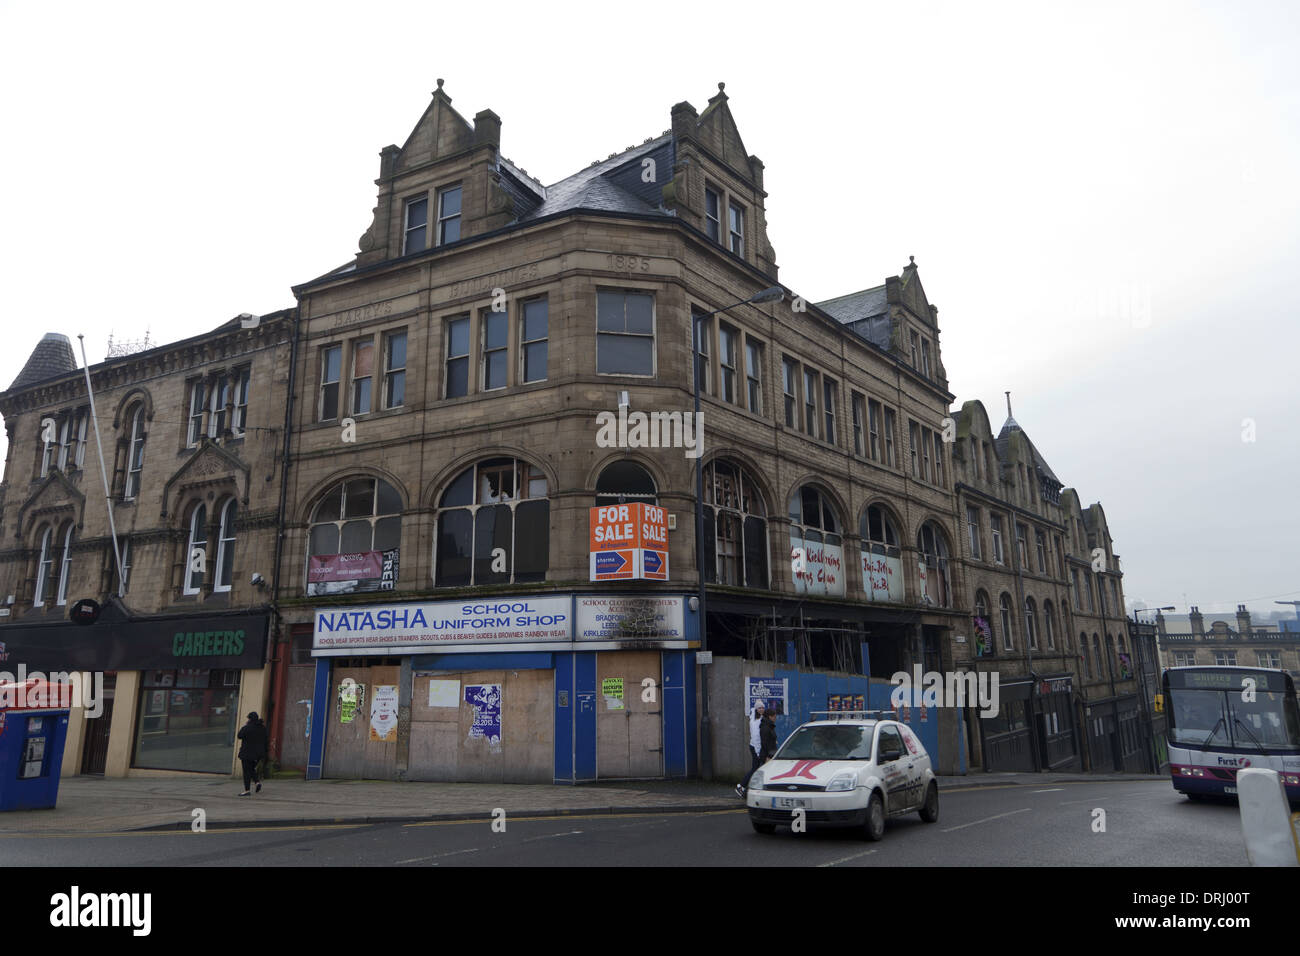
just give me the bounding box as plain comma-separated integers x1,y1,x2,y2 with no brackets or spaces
370,684,398,741
337,680,365,724
465,684,502,753
602,677,625,711
428,679,460,708
745,677,787,717
307,548,399,596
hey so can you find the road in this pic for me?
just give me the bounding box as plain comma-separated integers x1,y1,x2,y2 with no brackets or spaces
0,780,1248,866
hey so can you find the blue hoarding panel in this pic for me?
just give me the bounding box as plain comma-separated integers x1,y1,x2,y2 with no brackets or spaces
662,651,686,777
306,657,331,781
574,652,597,781
554,653,574,783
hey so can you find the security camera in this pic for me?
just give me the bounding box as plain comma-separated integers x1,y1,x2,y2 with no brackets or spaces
251,573,266,587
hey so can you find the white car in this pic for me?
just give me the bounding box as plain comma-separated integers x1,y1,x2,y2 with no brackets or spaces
746,715,938,840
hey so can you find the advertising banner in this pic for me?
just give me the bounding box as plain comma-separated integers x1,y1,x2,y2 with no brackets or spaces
861,551,904,603
576,596,685,640
307,548,398,597
313,597,571,654
791,535,845,597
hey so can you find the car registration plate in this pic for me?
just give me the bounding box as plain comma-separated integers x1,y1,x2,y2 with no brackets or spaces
772,796,807,808
1224,786,1237,794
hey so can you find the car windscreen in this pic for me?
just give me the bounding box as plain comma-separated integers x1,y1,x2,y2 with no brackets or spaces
775,724,874,760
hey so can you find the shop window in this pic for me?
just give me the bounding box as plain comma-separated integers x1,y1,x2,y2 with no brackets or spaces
788,486,843,597
916,522,951,607
134,669,243,773
701,460,768,589
308,477,403,595
435,458,549,586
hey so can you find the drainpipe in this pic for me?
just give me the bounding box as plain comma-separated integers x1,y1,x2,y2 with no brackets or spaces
268,309,302,766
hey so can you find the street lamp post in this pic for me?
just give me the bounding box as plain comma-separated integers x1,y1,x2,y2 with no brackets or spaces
694,285,783,780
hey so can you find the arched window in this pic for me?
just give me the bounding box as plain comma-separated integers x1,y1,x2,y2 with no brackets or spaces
1043,599,1055,649
860,505,902,602
34,526,54,604
124,404,146,499
595,461,657,505
309,477,403,594
435,458,548,586
215,498,237,592
55,523,74,606
1093,633,1103,677
702,460,768,588
1025,597,1038,650
1000,593,1015,651
973,590,994,657
788,486,844,596
1117,633,1132,679
184,503,207,595
917,522,951,607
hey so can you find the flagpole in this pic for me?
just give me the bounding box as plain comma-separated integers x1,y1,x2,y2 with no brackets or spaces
76,335,126,597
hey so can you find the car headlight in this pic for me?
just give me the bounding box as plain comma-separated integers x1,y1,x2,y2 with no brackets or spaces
749,771,764,790
825,772,859,792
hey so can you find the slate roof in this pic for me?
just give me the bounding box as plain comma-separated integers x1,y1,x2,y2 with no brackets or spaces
997,417,1062,485
9,333,78,391
816,285,888,324
519,135,673,222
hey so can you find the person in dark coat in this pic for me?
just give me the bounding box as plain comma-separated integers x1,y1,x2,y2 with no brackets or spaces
237,711,269,795
760,707,778,762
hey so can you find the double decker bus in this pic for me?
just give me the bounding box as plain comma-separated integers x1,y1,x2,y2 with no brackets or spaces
1163,666,1300,802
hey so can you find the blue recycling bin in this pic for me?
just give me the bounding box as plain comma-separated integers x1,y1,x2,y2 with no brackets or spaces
0,706,71,811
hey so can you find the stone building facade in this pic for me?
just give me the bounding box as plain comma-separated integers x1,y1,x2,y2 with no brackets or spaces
1157,606,1300,675
0,315,293,777
0,81,1141,783
949,399,1141,772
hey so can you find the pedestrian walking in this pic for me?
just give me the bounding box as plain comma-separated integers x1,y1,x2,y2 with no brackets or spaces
237,711,268,796
760,705,778,762
735,701,768,798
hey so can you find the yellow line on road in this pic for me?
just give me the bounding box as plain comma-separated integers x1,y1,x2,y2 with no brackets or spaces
0,823,369,840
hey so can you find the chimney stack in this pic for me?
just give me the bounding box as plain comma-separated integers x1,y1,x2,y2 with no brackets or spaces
1155,609,1167,636
1236,604,1251,636
1189,606,1204,637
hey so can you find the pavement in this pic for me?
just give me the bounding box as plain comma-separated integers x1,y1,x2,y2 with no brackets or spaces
0,770,1164,834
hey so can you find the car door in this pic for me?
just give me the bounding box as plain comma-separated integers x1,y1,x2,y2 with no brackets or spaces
875,724,909,810
898,724,927,808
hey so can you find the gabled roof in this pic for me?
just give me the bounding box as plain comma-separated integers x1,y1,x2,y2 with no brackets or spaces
10,333,78,390
997,416,1061,485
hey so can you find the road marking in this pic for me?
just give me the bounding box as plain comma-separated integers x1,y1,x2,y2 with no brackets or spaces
1034,788,1065,793
818,848,878,867
521,830,584,843
397,847,480,864
940,808,1031,832
0,823,369,840
403,809,742,828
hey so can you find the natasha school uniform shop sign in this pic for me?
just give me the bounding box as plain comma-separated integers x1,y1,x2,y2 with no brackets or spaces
313,597,572,655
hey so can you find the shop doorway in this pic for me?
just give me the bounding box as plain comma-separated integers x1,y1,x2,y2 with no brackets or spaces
323,662,400,779
81,674,115,775
596,651,662,778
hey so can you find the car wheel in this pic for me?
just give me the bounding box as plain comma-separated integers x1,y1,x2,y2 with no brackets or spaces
919,782,939,823
863,792,885,841
751,820,776,835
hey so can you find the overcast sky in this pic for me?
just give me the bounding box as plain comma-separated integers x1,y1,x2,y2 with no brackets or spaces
1,1,1296,620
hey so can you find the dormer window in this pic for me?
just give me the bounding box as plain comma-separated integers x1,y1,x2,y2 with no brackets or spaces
437,185,462,245
728,201,744,256
403,196,428,254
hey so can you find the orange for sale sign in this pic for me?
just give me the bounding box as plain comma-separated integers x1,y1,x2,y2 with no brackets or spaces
589,504,670,581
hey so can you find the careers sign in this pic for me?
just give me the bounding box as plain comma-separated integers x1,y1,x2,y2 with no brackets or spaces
588,503,669,581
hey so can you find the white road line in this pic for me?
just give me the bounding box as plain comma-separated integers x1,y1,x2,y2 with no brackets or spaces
940,807,1031,832
1033,788,1066,793
396,847,480,864
818,848,878,868
520,830,584,844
